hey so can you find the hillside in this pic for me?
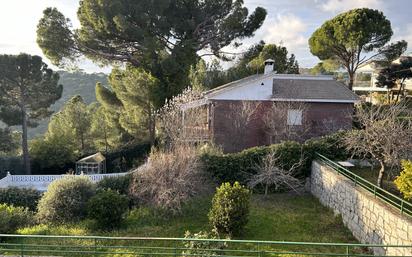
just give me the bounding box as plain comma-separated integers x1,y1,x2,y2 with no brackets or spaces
2,71,108,139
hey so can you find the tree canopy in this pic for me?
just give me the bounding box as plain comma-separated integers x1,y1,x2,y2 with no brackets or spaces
308,8,407,89
0,54,62,174
0,128,19,155
96,67,159,144
37,1,267,104
189,42,300,90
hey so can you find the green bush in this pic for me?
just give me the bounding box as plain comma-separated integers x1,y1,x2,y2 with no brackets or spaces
201,132,349,185
208,182,250,236
87,190,129,230
37,176,96,224
96,175,131,195
0,203,34,233
394,160,412,200
0,187,42,211
182,230,227,257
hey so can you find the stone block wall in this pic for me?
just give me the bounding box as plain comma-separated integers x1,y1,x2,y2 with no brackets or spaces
310,161,412,256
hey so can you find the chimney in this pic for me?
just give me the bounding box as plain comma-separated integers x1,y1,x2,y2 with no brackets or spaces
264,59,275,74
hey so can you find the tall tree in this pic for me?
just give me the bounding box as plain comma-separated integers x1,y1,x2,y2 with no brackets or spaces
89,103,125,153
248,44,299,74
46,95,92,154
96,67,158,144
37,1,267,105
0,54,62,174
189,43,300,90
309,8,407,90
376,56,412,103
310,59,340,75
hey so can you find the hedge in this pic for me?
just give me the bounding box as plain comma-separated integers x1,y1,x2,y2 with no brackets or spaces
30,142,151,175
0,187,42,211
201,131,349,185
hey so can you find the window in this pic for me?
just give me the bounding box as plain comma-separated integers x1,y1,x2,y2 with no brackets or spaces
287,109,302,126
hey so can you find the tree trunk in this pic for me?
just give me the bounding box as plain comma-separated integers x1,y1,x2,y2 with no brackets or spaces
377,161,385,188
149,109,156,145
264,184,268,196
348,72,354,91
21,109,31,175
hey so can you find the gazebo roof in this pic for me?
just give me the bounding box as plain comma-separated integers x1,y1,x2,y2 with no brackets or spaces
77,152,106,163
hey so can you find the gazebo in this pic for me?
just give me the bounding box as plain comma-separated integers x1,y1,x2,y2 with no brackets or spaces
75,152,106,174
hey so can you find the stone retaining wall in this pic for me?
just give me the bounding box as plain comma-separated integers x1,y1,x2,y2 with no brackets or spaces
310,161,412,256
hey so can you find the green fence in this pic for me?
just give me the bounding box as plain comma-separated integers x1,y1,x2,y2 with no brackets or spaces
316,153,412,218
0,234,411,257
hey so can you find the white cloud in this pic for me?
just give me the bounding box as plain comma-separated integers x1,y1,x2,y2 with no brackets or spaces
392,24,412,54
319,0,383,13
261,13,308,52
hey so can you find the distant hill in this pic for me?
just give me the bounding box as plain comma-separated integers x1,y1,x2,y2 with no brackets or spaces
1,71,109,139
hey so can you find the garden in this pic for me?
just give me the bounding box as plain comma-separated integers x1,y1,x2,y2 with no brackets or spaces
2,98,412,256
0,130,367,256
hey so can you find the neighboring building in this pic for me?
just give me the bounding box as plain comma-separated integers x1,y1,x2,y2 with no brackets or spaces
354,54,412,94
183,60,359,152
75,152,106,174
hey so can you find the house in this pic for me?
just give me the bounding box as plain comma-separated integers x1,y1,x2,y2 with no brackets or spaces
353,54,412,101
183,60,360,152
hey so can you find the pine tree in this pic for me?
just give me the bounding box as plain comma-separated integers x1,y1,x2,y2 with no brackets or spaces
0,54,62,174
96,67,158,144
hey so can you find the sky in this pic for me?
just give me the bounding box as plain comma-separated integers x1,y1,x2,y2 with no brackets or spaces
0,0,411,73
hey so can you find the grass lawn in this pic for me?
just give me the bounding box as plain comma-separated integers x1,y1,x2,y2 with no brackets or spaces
13,193,363,256
348,166,402,197
19,193,356,243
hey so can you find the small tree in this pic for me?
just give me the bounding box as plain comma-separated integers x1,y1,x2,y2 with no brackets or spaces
376,56,412,103
208,182,250,236
248,151,303,195
344,104,412,187
0,54,62,174
394,160,412,200
157,88,206,149
309,8,407,90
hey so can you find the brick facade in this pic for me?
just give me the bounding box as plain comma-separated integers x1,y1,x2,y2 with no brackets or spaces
209,100,353,152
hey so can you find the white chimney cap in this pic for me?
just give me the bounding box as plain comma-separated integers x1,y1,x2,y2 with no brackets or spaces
264,59,275,64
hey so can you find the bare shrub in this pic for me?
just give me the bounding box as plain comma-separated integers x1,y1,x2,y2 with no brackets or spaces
157,88,207,148
225,101,261,151
247,151,304,195
129,146,209,214
344,103,412,187
263,101,310,143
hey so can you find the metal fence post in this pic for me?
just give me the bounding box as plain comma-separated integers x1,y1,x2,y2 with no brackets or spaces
346,246,349,257
401,201,404,214
20,237,24,257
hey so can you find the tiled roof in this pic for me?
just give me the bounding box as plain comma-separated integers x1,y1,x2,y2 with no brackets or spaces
272,79,359,101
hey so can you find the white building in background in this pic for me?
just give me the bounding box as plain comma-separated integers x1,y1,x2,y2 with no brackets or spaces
353,54,412,94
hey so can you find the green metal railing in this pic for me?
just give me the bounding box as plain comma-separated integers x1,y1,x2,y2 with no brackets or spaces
0,234,411,257
316,153,412,218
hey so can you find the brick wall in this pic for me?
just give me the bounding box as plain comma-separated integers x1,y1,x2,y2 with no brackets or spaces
210,100,353,152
